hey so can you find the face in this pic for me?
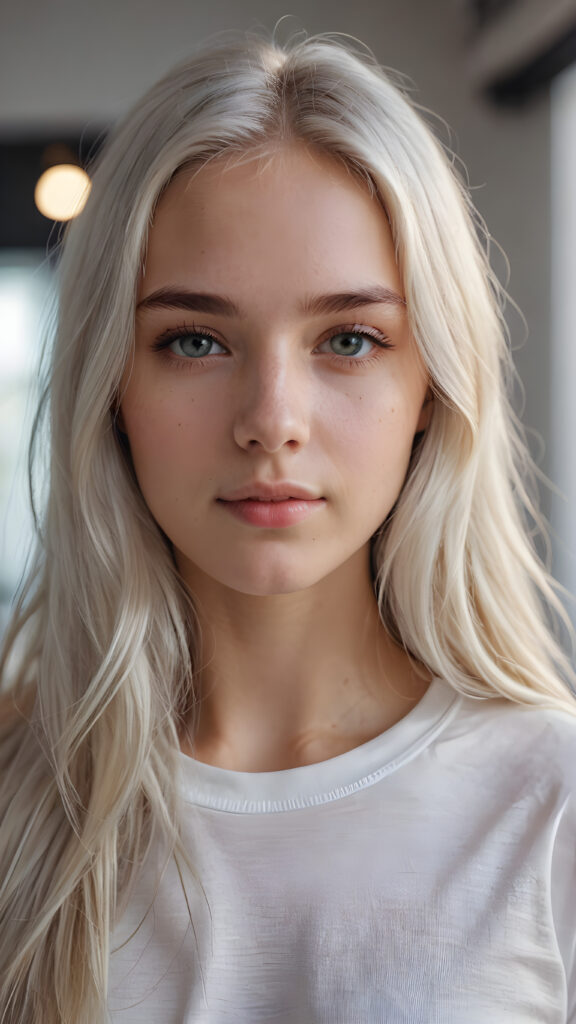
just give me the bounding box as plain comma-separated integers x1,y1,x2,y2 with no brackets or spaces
120,144,430,597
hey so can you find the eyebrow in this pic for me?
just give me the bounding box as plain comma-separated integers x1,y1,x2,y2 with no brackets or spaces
136,285,406,317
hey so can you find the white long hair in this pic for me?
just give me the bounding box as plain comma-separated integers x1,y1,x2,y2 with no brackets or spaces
1,29,574,1023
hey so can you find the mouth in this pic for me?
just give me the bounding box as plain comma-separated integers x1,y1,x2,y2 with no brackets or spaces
217,495,326,527
222,496,308,502
218,477,323,503
217,497,323,505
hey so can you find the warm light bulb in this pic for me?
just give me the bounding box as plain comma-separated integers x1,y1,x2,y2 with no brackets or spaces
34,164,91,221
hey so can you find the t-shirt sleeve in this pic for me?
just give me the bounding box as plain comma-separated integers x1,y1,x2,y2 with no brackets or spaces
550,793,576,1021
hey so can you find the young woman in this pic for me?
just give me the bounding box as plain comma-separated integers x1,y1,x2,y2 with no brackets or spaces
0,30,575,1024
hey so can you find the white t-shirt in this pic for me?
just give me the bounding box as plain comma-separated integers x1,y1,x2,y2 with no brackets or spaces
108,676,576,1023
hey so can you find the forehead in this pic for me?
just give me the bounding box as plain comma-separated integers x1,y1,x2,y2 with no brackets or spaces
161,142,375,212
139,144,402,304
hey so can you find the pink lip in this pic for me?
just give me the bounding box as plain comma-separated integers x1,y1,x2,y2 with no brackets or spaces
219,481,322,502
218,497,326,528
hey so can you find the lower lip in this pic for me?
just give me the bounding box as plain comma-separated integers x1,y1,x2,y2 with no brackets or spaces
218,498,326,527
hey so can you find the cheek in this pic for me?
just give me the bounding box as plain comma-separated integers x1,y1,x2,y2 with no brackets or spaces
341,395,421,509
120,386,217,499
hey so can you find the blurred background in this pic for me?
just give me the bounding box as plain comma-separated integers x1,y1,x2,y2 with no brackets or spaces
0,0,575,635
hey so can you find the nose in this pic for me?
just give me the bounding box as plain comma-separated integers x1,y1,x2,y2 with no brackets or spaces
232,344,311,453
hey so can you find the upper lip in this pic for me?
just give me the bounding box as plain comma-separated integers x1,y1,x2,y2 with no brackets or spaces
219,481,323,502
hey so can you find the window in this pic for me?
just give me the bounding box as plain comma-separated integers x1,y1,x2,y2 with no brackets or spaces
0,251,54,636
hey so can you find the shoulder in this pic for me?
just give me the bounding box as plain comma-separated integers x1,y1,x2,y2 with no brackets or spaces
439,687,576,1010
447,688,576,792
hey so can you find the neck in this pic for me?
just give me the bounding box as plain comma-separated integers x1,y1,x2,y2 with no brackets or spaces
178,546,430,771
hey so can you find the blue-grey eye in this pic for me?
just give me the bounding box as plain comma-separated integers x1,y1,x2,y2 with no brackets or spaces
328,332,371,357
172,333,219,357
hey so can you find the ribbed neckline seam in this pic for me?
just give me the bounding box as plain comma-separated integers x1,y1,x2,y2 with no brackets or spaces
177,677,461,814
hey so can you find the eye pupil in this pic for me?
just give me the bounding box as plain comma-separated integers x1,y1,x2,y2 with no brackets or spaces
179,334,212,357
331,332,363,356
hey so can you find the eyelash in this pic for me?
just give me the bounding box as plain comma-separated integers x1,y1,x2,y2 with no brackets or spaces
150,322,394,371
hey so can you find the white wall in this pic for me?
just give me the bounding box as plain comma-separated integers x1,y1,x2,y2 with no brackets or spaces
0,0,553,493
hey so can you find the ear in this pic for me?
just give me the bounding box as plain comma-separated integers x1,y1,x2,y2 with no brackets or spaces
415,386,433,434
